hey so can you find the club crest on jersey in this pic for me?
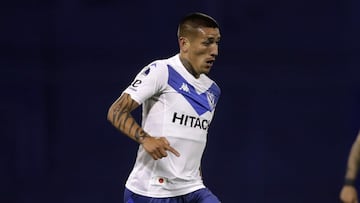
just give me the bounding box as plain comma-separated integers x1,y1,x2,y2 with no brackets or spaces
206,91,216,110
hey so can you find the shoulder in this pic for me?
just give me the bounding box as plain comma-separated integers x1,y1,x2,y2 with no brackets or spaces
147,55,176,70
140,55,178,76
138,59,167,77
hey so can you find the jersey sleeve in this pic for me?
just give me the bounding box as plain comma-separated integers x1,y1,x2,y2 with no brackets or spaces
123,61,167,104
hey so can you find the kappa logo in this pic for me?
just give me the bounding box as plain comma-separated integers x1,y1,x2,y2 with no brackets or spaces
179,83,190,93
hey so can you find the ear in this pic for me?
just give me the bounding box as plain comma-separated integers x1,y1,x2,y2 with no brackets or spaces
179,37,190,52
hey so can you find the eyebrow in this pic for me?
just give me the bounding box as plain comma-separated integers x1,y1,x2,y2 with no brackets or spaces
204,36,221,41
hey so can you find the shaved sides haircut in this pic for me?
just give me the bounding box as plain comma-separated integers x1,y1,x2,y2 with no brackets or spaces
177,12,219,38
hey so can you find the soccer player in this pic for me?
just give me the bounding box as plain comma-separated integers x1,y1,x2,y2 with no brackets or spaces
340,130,360,203
107,12,222,203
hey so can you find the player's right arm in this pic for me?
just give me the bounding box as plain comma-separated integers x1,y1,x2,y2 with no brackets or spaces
340,131,360,203
107,93,180,160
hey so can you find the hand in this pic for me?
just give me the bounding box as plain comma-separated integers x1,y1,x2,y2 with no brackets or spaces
141,137,180,160
340,185,358,203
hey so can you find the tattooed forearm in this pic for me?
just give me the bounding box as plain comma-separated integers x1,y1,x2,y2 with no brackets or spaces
107,93,146,143
135,129,149,143
128,120,136,135
111,95,135,125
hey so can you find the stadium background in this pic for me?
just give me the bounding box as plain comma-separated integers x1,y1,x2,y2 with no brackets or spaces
1,0,359,202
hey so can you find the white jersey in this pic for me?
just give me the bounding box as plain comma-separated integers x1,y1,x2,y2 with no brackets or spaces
123,54,221,198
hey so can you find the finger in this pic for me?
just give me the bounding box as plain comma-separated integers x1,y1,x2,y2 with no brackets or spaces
159,148,168,157
159,137,179,156
154,150,163,159
151,152,159,160
160,137,170,145
151,154,158,160
150,149,162,160
166,145,180,157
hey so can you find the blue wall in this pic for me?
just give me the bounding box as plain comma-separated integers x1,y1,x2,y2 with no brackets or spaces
1,0,360,202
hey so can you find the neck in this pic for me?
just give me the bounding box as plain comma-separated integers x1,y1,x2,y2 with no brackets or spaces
179,56,199,78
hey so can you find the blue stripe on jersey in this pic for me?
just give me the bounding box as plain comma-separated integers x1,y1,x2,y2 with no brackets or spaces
167,65,220,116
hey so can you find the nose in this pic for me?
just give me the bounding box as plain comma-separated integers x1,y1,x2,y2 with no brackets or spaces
210,44,218,57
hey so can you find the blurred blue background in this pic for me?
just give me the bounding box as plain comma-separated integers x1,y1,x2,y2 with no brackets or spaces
1,0,360,202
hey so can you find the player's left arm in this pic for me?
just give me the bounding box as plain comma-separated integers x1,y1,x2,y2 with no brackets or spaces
107,93,180,160
107,93,144,142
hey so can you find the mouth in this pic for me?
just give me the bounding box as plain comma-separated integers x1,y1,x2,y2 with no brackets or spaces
206,59,215,66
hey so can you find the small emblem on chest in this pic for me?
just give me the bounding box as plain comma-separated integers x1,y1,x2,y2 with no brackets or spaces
179,83,190,93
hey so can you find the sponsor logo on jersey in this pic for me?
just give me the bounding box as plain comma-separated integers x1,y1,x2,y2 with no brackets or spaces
131,79,142,88
172,112,210,131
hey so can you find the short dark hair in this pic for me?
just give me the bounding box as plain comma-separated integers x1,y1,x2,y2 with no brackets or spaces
177,12,219,38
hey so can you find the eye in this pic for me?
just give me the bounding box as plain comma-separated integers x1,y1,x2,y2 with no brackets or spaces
202,40,212,46
202,39,215,46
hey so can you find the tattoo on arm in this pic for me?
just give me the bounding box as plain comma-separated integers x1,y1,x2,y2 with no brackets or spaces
135,128,149,143
108,94,147,143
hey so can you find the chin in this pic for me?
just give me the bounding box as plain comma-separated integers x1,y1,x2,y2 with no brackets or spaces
202,69,211,75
